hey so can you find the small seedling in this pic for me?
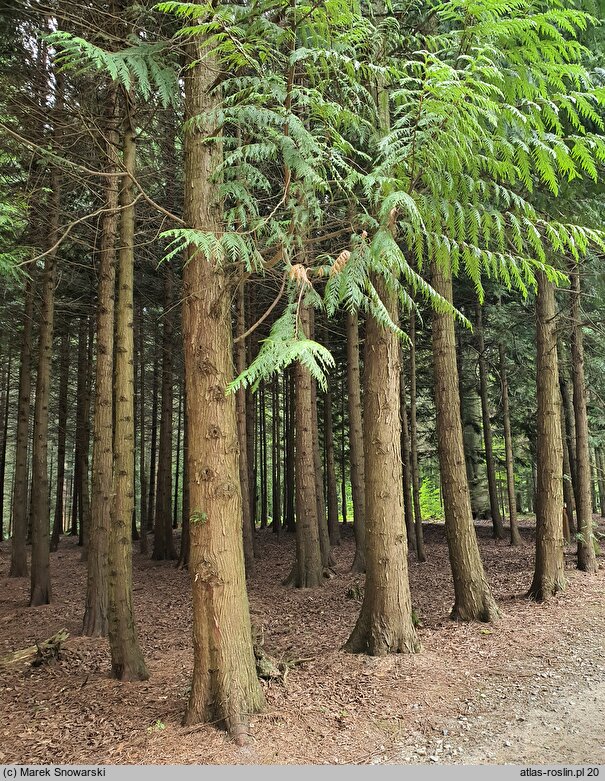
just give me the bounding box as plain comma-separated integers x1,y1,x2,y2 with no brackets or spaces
147,720,166,733
190,510,208,525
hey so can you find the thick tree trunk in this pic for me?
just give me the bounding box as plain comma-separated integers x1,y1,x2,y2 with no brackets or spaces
346,311,366,573
409,311,426,562
570,263,597,573
476,304,505,539
152,269,176,560
400,348,417,557
83,84,119,637
181,35,263,738
344,276,419,655
107,111,148,681
499,343,522,546
528,272,566,600
10,277,35,577
431,262,498,622
30,168,60,607
235,283,255,573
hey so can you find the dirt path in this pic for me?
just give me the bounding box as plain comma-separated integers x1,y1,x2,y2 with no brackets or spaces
395,580,605,765
1,523,604,765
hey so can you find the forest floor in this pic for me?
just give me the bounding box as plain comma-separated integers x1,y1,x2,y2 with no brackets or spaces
1,520,604,766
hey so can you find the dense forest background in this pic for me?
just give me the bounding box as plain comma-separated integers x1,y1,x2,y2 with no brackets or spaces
1,0,605,764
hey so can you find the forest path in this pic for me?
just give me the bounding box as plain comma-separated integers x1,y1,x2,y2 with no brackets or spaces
395,584,605,766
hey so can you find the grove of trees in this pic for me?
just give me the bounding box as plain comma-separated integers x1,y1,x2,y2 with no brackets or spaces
2,0,605,744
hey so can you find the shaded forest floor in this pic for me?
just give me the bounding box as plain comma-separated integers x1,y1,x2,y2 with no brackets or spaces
1,520,604,765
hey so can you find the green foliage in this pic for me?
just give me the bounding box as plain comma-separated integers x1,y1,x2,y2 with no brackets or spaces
190,510,208,525
47,32,179,107
228,301,336,393
44,0,605,388
419,477,443,520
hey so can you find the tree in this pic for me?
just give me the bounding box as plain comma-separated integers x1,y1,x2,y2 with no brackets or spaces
432,262,499,622
286,301,324,588
152,267,176,560
528,272,566,600
346,310,366,573
83,81,119,638
570,262,598,573
345,277,420,655
30,102,61,606
51,326,70,552
476,304,505,539
10,276,35,577
107,96,148,681
499,342,522,546
181,17,263,738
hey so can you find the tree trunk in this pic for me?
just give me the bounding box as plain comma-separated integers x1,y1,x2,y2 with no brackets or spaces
561,403,576,541
346,311,366,573
259,382,267,529
499,343,522,546
476,304,505,539
235,282,255,573
51,328,70,551
559,370,578,507
173,385,182,530
81,316,94,553
400,347,417,557
528,272,566,600
271,374,282,537
311,367,332,569
431,261,498,622
324,386,340,546
30,166,61,607
0,344,11,540
570,263,597,573
344,276,420,655
596,448,605,519
74,316,90,550
409,311,426,561
181,34,263,738
147,330,159,536
340,385,348,526
284,303,324,588
10,276,35,577
152,269,176,560
83,83,119,637
107,108,148,681
284,367,295,533
137,300,148,554
177,391,190,570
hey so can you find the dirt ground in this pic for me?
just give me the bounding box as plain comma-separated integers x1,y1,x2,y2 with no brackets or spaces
1,521,604,765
